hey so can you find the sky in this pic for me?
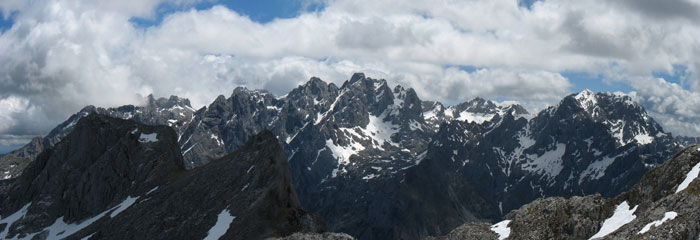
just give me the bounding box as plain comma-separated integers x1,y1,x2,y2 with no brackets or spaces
1,0,700,153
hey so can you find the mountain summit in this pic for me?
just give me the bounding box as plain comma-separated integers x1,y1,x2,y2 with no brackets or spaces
0,73,683,239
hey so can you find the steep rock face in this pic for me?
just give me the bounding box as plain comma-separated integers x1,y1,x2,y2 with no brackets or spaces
0,95,196,179
414,89,681,228
286,74,437,240
83,130,325,240
435,144,700,240
0,114,185,239
0,115,323,240
177,78,340,168
0,73,684,240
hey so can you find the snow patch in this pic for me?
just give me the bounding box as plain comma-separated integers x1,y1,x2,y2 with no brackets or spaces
575,89,597,110
638,211,677,234
146,186,159,195
634,134,653,145
408,120,422,131
266,105,281,111
22,196,139,240
360,113,401,149
676,160,700,193
203,209,236,240
456,111,494,124
415,151,427,165
182,143,197,155
589,201,637,239
81,233,96,240
315,90,346,125
0,203,31,239
210,133,224,146
580,153,622,182
523,143,566,178
490,220,511,240
362,173,379,180
326,138,365,166
110,196,139,217
423,105,442,121
138,133,158,143
609,120,627,146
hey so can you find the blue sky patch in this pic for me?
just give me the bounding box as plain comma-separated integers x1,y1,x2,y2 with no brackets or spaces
563,71,634,94
518,0,542,10
130,0,326,28
652,64,689,90
0,11,17,33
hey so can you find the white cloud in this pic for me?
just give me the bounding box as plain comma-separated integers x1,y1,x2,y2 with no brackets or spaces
628,77,700,135
1,0,700,145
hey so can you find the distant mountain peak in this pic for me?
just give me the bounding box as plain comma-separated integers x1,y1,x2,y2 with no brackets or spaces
146,94,193,110
574,89,597,109
349,72,366,83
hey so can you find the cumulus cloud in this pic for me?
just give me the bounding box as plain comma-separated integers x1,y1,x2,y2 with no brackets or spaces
1,0,700,150
628,77,700,135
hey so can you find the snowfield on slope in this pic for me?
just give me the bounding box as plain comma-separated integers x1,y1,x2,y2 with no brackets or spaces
589,201,637,239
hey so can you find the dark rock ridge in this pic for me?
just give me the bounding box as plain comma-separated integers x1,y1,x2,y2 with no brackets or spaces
433,144,700,239
279,232,357,240
0,94,196,179
0,114,323,239
676,136,700,146
0,74,683,239
399,89,681,238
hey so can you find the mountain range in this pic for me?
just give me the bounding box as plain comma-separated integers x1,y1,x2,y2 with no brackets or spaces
0,73,692,239
430,144,700,239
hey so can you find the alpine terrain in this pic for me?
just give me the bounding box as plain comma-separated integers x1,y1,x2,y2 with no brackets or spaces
0,73,688,239
0,114,324,239
431,144,700,240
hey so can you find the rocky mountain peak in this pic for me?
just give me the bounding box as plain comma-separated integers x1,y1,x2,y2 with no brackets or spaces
0,73,686,240
544,90,665,147
146,94,193,110
566,90,643,118
348,72,366,84
0,114,184,238
0,116,326,240
574,88,596,108
444,97,529,125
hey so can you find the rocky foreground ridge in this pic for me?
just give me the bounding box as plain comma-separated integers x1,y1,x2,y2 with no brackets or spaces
0,114,323,240
431,144,700,240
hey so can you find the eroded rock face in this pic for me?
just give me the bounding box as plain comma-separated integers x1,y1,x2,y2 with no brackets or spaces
0,74,685,240
1,114,185,237
0,114,324,240
433,145,700,240
0,95,196,179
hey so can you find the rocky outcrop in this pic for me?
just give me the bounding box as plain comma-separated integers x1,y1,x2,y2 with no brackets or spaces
0,114,324,240
425,222,498,240
433,144,700,239
0,155,30,180
278,232,357,240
